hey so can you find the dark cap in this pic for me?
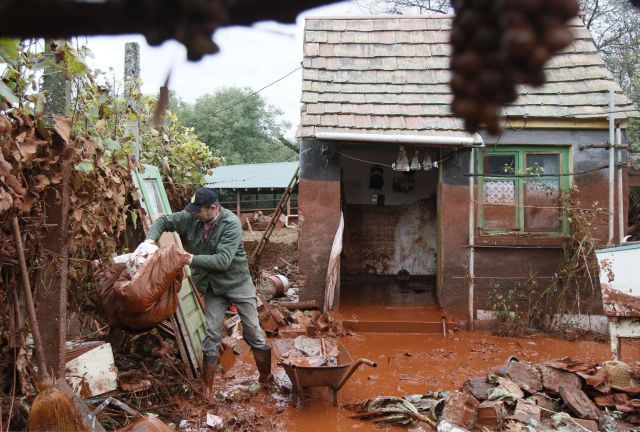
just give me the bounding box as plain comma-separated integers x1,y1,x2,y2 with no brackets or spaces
184,187,219,213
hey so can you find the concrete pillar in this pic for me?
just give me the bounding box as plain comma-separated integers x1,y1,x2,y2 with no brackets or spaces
42,40,71,126
124,42,141,160
298,140,342,307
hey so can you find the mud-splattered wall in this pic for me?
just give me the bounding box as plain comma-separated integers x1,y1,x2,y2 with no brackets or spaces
439,129,624,319
299,128,628,317
340,144,438,277
342,198,438,276
298,139,342,305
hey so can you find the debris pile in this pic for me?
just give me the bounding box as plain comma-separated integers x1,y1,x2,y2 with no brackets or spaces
257,296,345,338
349,357,640,431
277,336,340,368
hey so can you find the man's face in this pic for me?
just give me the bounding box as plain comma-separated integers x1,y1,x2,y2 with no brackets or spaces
192,204,219,222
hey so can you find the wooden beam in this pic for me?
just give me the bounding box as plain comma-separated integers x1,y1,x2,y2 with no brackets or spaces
502,117,610,130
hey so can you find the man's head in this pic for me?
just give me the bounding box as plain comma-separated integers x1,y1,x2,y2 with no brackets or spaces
184,188,220,222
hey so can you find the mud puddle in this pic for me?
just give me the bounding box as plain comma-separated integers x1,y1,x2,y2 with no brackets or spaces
216,331,610,431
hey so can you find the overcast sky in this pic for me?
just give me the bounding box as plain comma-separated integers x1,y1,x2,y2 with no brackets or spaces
86,1,362,138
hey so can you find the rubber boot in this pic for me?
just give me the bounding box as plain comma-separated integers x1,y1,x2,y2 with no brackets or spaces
202,355,217,398
252,346,272,385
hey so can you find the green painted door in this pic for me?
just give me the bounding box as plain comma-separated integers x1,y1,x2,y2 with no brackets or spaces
132,164,206,369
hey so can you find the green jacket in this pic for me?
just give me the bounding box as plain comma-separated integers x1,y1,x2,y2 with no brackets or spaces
146,207,251,295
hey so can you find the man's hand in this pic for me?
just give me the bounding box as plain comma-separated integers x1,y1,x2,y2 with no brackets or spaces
188,253,194,265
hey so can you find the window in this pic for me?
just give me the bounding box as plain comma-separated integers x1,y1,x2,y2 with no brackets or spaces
478,146,570,234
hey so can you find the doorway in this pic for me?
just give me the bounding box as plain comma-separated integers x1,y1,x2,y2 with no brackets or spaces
338,144,440,310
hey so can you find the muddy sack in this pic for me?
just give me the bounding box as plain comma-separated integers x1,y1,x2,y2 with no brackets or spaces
95,243,191,331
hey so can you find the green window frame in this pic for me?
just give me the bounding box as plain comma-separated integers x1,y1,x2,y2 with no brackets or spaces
478,146,571,235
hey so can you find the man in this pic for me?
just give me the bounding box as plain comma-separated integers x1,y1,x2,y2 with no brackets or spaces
143,187,271,392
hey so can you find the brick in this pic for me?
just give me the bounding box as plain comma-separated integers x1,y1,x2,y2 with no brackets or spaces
505,399,541,424
440,391,479,430
538,365,582,395
462,377,497,401
477,400,503,430
573,419,599,432
593,393,629,409
559,387,600,421
503,361,543,393
526,395,556,414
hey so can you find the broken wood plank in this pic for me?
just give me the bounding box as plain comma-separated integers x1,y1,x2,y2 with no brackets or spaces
276,300,319,310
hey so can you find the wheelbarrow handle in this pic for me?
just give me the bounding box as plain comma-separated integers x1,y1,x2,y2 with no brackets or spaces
334,358,377,391
360,359,377,368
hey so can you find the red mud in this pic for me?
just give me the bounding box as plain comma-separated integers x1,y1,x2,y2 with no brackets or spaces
217,329,610,431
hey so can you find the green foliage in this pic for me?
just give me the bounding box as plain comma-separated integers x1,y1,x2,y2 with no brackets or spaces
0,39,222,252
486,274,542,337
140,107,221,187
174,87,295,165
485,186,604,337
629,118,640,153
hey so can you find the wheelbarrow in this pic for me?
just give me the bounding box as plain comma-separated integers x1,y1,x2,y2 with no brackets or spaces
273,338,377,407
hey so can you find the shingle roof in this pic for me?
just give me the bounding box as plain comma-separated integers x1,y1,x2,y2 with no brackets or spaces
204,161,298,190
299,15,639,139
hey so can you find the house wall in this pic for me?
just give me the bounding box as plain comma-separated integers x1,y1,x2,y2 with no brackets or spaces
299,129,628,316
439,129,624,320
298,139,342,305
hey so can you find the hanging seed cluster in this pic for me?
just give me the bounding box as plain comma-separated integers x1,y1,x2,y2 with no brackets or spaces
449,0,579,135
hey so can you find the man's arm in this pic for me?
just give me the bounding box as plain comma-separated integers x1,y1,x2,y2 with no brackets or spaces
146,211,190,243
190,219,242,271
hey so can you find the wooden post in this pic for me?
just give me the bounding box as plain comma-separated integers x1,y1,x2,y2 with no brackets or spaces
236,190,241,216
37,39,71,377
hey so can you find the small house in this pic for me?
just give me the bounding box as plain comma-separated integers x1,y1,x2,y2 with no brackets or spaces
297,15,639,324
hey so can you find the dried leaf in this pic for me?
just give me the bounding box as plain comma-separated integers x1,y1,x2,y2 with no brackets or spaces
53,115,72,144
19,192,36,213
0,115,11,134
30,174,49,192
3,171,25,196
18,136,39,162
73,208,83,221
0,188,13,212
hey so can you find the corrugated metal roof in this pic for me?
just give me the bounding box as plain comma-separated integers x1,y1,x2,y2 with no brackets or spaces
204,161,298,190
299,15,639,138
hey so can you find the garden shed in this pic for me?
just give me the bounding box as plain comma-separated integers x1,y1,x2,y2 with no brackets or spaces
204,161,299,222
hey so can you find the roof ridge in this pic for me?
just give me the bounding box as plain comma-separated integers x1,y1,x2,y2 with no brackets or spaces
305,14,454,20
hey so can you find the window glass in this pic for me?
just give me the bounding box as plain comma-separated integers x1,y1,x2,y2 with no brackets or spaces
478,148,568,234
483,155,515,175
144,179,166,216
483,179,518,230
524,153,561,231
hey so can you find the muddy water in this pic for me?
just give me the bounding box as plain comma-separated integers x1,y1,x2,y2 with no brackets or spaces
222,331,610,431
